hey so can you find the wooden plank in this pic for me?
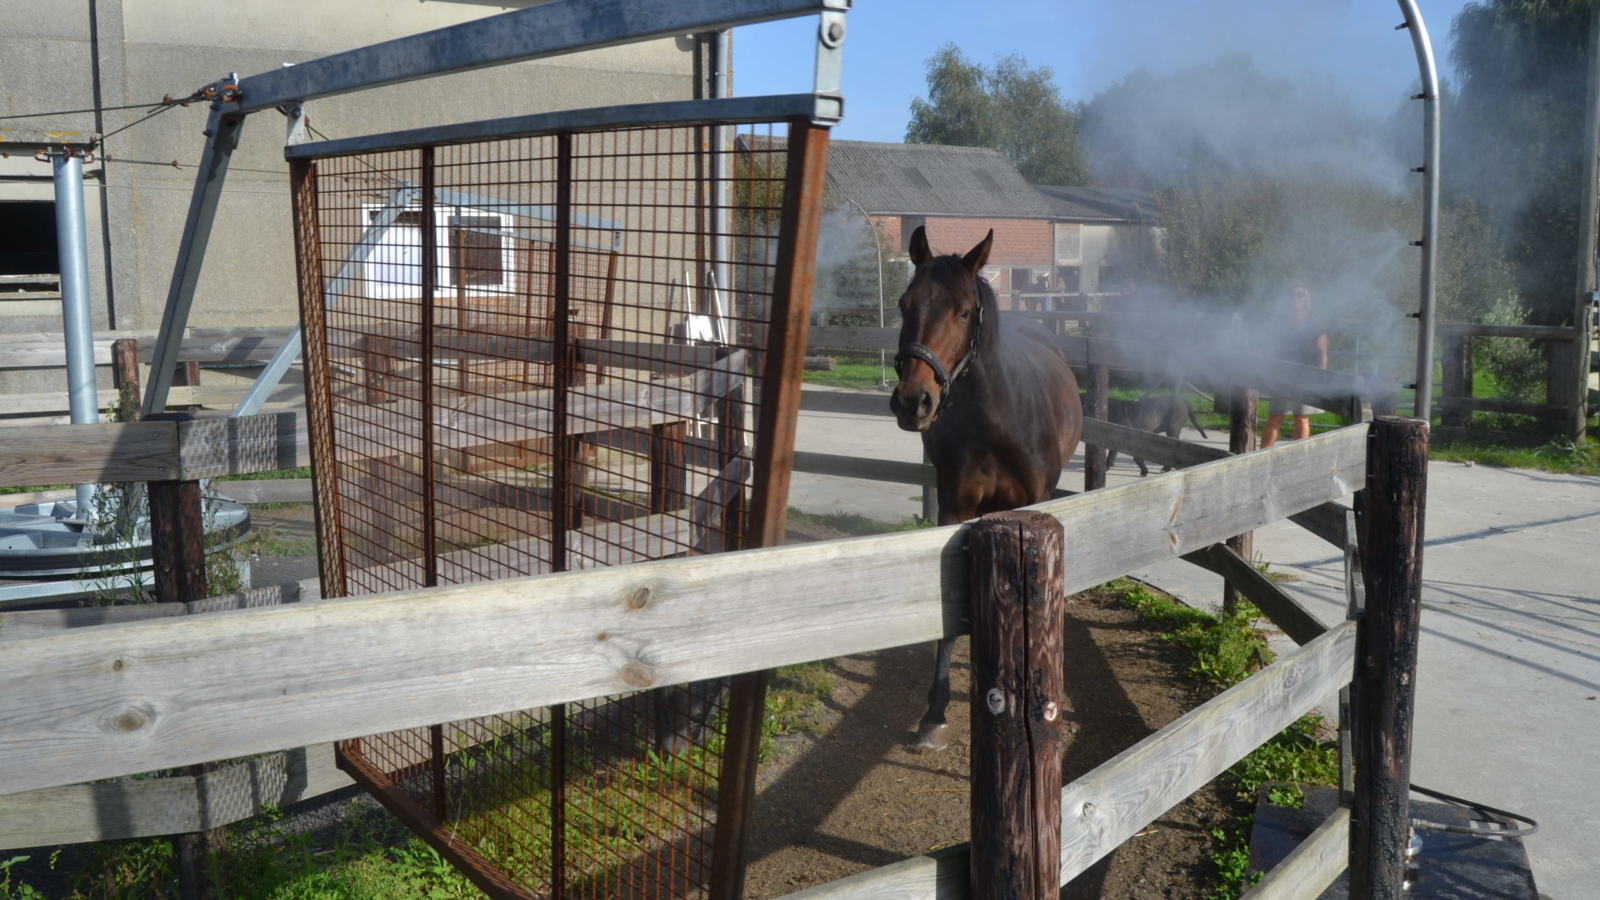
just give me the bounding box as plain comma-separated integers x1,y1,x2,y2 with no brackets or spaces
1434,395,1567,418
0,424,1367,796
0,604,189,641
0,328,299,371
1240,806,1350,900
0,743,351,849
798,388,894,418
968,512,1064,900
780,847,970,900
1287,502,1351,550
0,420,180,488
0,384,302,417
1081,416,1225,471
1437,322,1574,341
1182,544,1328,645
208,478,314,504
792,450,931,485
806,325,898,351
1057,621,1358,885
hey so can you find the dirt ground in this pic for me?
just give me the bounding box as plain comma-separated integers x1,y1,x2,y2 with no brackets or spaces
744,521,1248,900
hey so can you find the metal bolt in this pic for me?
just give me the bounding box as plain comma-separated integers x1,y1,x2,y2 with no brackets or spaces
1043,701,1058,721
822,20,846,46
986,688,1005,714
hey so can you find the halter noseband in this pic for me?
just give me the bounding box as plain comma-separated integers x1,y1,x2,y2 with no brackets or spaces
894,287,985,420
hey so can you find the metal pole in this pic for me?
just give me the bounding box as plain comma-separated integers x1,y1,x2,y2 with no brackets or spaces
712,29,733,338
840,194,887,386
51,148,100,516
1397,1,1440,421
1570,4,1600,441
142,90,245,419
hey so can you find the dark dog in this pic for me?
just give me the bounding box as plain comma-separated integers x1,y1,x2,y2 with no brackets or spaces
1087,394,1209,476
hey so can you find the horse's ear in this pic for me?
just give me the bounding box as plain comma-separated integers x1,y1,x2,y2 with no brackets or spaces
962,229,994,274
908,225,931,268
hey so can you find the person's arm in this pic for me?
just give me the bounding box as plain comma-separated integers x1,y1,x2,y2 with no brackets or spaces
1316,333,1329,369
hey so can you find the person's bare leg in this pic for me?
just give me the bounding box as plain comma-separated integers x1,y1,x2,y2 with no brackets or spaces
1292,414,1311,441
1262,412,1287,448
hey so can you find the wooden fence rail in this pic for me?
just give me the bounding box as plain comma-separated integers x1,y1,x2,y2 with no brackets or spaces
0,424,1365,798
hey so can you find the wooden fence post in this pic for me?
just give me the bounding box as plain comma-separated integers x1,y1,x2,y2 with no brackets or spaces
969,510,1065,900
1224,387,1258,613
1440,331,1472,428
111,339,142,420
1083,363,1109,491
146,412,223,900
1349,416,1428,900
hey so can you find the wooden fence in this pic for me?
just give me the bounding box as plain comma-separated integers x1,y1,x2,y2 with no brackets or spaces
1436,321,1595,442
0,407,1427,898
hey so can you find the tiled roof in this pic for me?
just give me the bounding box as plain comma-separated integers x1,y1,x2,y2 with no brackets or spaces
1031,185,1159,224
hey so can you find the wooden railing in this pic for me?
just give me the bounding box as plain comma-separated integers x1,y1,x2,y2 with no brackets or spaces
1436,321,1592,441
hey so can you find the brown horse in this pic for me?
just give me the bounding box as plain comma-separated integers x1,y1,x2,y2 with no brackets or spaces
889,226,1083,749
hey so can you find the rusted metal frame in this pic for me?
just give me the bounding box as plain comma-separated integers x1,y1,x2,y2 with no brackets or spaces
707,118,830,900
551,702,568,900
289,158,348,600
552,133,578,564
338,743,536,900
419,147,441,589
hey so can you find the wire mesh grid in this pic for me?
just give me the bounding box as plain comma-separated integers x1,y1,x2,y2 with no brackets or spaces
292,120,811,899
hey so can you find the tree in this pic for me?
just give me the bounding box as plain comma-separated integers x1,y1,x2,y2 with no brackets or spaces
1448,0,1594,325
906,44,1088,185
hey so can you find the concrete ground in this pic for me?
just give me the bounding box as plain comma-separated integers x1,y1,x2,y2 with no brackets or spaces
789,386,1597,900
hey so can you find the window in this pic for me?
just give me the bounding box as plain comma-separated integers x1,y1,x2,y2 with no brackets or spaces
0,202,59,276
1054,223,1081,263
360,205,510,297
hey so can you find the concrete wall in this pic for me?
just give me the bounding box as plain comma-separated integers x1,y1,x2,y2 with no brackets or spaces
0,0,700,392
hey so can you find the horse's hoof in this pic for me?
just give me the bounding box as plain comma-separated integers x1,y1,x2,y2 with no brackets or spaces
915,722,950,750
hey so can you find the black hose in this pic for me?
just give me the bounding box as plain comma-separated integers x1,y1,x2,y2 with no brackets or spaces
1409,782,1539,838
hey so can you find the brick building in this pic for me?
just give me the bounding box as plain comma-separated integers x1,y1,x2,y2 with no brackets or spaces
819,140,1159,311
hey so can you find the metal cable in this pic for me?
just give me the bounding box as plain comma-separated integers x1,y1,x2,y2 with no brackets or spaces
0,94,202,121
1410,782,1539,838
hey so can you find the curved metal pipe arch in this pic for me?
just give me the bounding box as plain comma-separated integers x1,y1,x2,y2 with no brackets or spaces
1396,0,1441,420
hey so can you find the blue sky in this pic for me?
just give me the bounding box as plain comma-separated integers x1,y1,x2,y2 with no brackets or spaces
734,0,1477,143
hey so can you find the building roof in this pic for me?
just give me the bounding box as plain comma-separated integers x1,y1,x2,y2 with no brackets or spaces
1031,185,1159,224
743,136,1057,219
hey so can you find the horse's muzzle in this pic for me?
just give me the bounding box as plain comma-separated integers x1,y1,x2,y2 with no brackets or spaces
890,383,936,432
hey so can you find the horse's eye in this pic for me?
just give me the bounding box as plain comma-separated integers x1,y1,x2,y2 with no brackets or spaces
959,309,972,321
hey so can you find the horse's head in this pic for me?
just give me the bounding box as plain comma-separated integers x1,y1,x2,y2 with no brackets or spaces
889,226,994,432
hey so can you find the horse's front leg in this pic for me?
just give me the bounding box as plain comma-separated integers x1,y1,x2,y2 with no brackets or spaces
917,474,983,750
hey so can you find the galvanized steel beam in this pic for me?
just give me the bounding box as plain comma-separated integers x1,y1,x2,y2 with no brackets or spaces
227,0,850,115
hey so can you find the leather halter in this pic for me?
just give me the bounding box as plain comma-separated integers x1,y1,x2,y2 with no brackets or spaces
894,287,985,420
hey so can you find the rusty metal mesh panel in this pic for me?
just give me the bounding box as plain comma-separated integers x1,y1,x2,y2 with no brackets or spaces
297,122,796,899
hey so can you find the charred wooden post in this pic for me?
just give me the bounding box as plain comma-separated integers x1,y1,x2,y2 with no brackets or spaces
146,412,223,900
1224,387,1258,613
111,338,142,420
1083,363,1109,491
1350,416,1429,900
969,510,1066,900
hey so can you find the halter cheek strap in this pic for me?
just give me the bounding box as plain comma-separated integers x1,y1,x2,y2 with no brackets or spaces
893,301,984,419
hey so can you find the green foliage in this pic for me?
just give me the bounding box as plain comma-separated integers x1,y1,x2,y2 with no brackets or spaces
906,44,1088,185
1230,716,1339,808
1448,0,1594,325
1112,579,1271,687
801,362,892,389
0,856,45,900
1207,818,1261,900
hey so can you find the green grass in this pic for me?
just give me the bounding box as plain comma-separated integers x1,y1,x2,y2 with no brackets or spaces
1108,578,1339,900
801,362,893,390
1431,431,1600,476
